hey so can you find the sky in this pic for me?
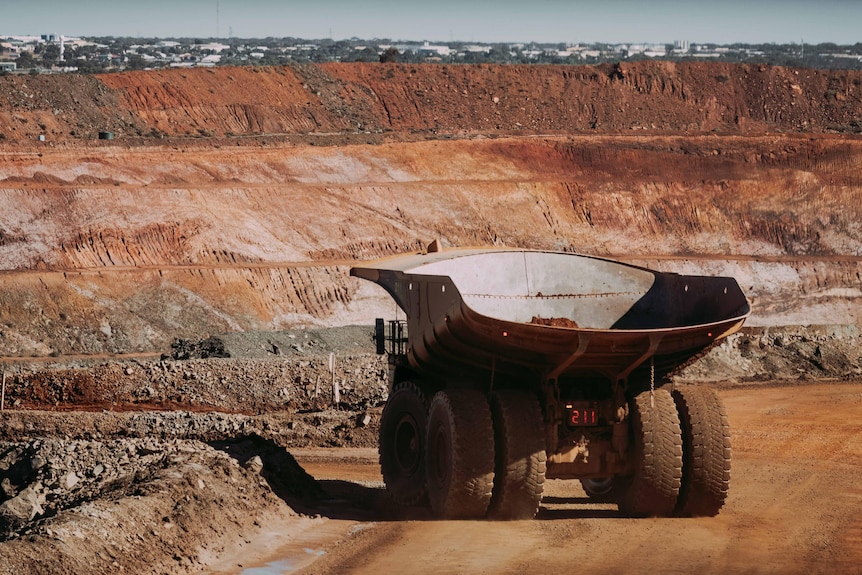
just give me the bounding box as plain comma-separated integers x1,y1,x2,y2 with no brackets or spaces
1,0,859,46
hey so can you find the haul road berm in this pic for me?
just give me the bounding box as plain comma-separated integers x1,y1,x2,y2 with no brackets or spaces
350,243,750,519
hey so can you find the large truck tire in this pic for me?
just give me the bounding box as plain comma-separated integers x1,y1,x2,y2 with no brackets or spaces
425,389,496,519
580,477,624,503
487,390,547,520
619,388,683,517
379,382,429,506
672,386,732,517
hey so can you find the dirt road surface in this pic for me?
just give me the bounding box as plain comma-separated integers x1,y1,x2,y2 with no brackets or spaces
218,382,862,575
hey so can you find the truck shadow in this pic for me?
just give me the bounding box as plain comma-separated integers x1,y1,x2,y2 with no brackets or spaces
536,506,623,520
292,479,628,521
209,435,328,504
210,435,405,520
211,435,635,522
303,479,436,521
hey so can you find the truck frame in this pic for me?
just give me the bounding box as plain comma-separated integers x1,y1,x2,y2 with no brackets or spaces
350,245,750,519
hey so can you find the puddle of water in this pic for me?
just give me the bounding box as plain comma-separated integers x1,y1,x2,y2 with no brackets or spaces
239,547,326,575
238,558,295,575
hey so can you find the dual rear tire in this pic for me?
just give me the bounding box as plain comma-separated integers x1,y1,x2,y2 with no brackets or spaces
618,388,683,517
486,390,547,520
588,386,731,518
672,386,732,517
380,385,546,519
425,389,496,518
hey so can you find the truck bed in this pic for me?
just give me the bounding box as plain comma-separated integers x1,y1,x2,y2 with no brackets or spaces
351,248,750,385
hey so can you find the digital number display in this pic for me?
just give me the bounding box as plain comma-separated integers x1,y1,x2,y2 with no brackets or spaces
566,402,599,426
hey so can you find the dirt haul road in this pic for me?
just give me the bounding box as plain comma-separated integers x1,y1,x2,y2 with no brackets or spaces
217,382,862,575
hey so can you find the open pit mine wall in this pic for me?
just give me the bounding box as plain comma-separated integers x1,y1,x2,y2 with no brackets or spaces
1,135,861,357
0,62,861,356
0,62,860,140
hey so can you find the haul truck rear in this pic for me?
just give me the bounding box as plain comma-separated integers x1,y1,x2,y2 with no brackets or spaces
350,246,750,519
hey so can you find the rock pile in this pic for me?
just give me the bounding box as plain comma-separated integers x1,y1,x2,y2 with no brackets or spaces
674,325,862,384
0,437,180,537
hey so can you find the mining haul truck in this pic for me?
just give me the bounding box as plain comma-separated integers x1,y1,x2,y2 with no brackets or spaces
350,245,750,520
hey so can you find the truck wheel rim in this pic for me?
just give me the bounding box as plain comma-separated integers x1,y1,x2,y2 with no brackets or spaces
394,414,421,474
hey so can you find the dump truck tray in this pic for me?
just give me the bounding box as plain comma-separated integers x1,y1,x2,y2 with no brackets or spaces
351,248,750,385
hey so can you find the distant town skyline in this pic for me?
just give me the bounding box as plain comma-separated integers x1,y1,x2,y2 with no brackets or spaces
2,0,859,46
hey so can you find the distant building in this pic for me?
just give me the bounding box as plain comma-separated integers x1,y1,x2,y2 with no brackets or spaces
624,43,667,58
197,42,231,53
418,42,451,57
0,61,16,72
